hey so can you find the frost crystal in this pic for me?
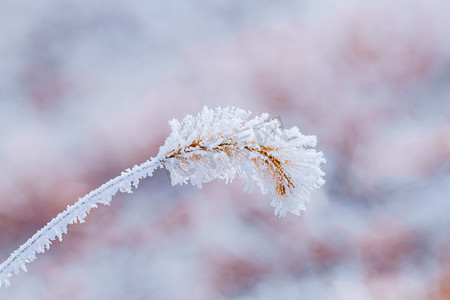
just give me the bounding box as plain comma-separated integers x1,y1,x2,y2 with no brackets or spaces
160,106,325,216
0,106,325,287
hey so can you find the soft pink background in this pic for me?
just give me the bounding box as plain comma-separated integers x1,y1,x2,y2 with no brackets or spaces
1,0,449,299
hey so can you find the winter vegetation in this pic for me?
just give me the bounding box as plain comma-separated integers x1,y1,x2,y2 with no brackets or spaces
1,0,450,299
0,106,325,287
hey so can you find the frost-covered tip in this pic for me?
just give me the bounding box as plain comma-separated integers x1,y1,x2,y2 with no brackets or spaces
0,106,325,288
161,106,326,216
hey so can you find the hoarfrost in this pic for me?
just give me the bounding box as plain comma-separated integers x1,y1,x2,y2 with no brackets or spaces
0,106,325,287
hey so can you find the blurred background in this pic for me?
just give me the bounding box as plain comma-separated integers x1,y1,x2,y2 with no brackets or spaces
1,0,449,299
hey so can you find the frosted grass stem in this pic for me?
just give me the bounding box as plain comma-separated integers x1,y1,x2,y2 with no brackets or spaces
0,106,325,287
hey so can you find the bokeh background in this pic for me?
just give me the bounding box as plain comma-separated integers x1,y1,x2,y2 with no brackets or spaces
1,0,449,299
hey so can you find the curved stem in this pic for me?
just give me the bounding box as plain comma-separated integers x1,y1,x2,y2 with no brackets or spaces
0,157,162,287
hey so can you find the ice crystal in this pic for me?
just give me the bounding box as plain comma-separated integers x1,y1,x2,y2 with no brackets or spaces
161,106,325,216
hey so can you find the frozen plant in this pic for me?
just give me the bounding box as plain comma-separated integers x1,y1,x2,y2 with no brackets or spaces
0,106,325,287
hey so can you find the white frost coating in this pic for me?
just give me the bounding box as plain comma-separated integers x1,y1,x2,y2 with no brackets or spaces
0,158,162,288
161,106,325,216
0,106,325,287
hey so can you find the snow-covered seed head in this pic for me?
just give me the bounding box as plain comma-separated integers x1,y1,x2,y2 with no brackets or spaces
159,106,326,216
